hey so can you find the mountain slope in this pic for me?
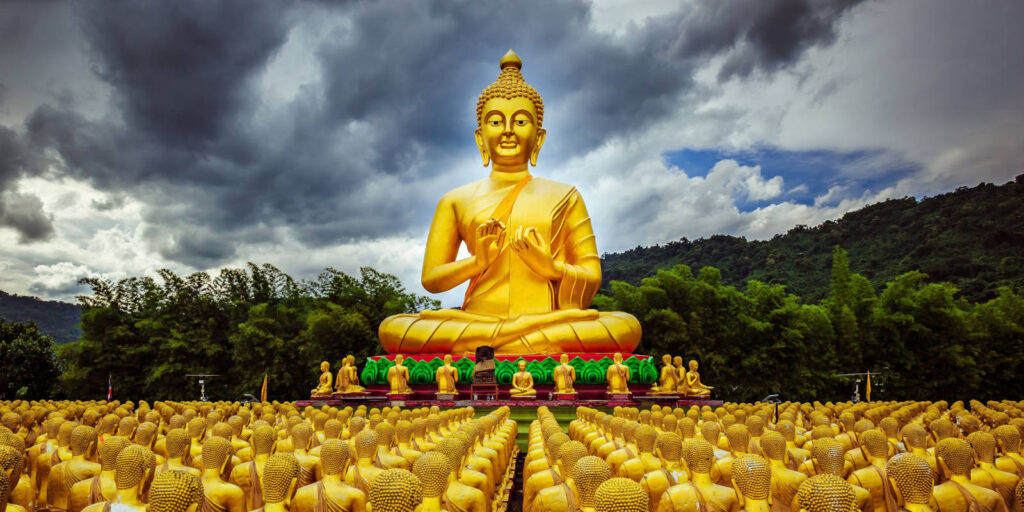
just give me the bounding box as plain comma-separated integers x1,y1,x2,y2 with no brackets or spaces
601,175,1024,302
0,291,81,344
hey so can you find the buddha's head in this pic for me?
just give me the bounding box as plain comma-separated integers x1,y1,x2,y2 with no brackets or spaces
0,445,25,483
571,456,612,509
291,422,314,451
613,352,623,364
202,437,233,475
886,453,933,506
320,440,350,477
320,361,329,373
900,424,928,450
560,354,569,365
595,478,648,512
673,356,683,367
935,438,975,477
860,429,889,460
796,474,855,512
262,454,300,505
369,469,423,512
251,426,276,455
475,50,545,170
345,355,355,366
559,441,589,473
811,438,846,476
394,354,404,366
732,454,772,503
689,360,699,372
443,354,452,366
759,431,787,462
70,425,98,457
656,432,683,463
148,470,203,512
115,445,155,491
662,354,672,365
412,451,450,499
99,436,131,471
683,438,716,474
518,360,527,372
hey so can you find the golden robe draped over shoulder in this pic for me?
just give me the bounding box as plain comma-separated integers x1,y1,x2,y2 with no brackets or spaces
379,176,641,355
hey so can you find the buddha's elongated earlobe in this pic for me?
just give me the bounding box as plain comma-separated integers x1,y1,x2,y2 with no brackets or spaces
530,129,546,167
475,129,490,167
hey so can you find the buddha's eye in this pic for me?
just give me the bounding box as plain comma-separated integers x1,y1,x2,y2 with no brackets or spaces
515,119,528,126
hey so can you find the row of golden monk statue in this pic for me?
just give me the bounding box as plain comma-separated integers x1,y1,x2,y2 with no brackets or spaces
313,353,714,399
0,400,519,512
4,398,1024,512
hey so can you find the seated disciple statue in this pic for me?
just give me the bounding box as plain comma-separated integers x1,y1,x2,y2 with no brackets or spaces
334,356,365,394
651,354,678,394
311,362,333,397
682,360,713,397
552,354,577,395
436,355,459,396
510,360,537,398
387,355,412,396
377,50,641,355
606,353,631,395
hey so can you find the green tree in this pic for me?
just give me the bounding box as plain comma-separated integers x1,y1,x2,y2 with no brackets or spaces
0,319,60,398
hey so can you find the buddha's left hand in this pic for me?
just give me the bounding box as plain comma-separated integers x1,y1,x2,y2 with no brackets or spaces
510,226,561,280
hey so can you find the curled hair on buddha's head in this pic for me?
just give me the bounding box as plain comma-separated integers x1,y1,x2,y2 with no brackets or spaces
476,50,543,128
147,470,203,512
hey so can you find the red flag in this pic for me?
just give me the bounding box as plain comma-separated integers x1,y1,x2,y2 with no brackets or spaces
260,373,268,402
107,373,112,402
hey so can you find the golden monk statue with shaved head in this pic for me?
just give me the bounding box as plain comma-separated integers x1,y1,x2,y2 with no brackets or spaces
378,49,641,355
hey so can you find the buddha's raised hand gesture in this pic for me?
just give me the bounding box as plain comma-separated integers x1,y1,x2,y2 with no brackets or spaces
511,226,561,280
474,219,506,271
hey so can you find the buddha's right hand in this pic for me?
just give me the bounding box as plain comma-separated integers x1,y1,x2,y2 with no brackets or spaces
474,219,506,271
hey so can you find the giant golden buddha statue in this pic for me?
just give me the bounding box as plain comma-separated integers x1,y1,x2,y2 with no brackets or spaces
378,50,641,355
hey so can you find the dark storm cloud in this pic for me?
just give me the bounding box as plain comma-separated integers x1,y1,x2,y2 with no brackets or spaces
0,122,53,241
9,0,865,266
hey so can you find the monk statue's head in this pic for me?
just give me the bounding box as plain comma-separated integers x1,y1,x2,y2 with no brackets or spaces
394,354,404,366
320,361,329,373
443,354,452,365
560,354,569,364
518,360,527,371
613,352,623,364
475,49,546,170
673,356,683,367
689,360,699,371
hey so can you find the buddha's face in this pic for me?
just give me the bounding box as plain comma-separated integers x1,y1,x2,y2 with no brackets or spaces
321,362,329,372
674,357,683,366
475,96,545,168
689,360,699,371
518,360,527,371
663,354,672,365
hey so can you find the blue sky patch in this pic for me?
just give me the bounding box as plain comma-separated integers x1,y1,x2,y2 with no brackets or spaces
664,147,921,212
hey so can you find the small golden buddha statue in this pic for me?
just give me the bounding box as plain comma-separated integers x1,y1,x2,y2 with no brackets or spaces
373,423,410,471
992,425,1024,478
759,431,807,512
163,429,201,477
511,360,537,398
367,469,423,512
377,49,641,355
288,423,322,488
651,355,679,395
292,440,366,512
533,455,612,512
934,438,1006,512
311,362,334,397
523,441,589,512
641,432,688,512
334,356,365,394
618,425,662,482
198,437,246,512
435,439,488,512
968,431,1019,506
681,360,712,398
606,353,631,395
229,425,276,511
411,451,451,512
258,454,300,512
673,357,686,393
147,470,204,512
594,477,648,512
392,421,422,466
553,354,577,395
81,445,156,512
68,436,129,512
846,430,893,512
659,438,740,512
48,426,101,512
436,355,459,396
387,356,412,396
732,454,772,512
344,431,385,496
885,454,936,512
0,444,32,512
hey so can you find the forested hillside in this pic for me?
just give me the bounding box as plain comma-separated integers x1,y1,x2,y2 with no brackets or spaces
602,176,1024,302
0,291,81,344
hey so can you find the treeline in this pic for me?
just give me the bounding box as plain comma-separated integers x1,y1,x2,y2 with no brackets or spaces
602,176,1024,303
594,246,1024,402
0,291,82,344
57,264,438,401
